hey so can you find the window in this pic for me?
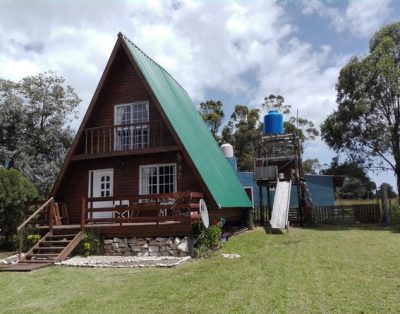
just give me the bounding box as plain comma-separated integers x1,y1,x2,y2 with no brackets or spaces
114,102,149,151
100,174,112,197
140,164,177,195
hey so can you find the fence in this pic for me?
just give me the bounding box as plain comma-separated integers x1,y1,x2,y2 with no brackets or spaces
313,204,381,224
252,204,382,225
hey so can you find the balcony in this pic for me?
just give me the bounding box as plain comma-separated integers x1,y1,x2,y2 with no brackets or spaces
72,122,178,160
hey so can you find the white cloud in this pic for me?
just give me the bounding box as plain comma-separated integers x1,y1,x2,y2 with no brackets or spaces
345,0,392,37
0,0,341,140
300,0,392,38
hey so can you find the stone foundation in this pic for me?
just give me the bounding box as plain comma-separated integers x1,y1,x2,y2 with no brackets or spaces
103,237,189,257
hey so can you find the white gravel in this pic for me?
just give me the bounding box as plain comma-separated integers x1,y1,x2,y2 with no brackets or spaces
56,255,191,268
0,253,24,265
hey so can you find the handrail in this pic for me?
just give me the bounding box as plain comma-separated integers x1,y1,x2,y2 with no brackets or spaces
86,192,203,203
82,192,204,227
17,197,54,232
85,122,151,131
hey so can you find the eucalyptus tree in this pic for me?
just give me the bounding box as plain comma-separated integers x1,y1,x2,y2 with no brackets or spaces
321,22,400,197
199,100,225,141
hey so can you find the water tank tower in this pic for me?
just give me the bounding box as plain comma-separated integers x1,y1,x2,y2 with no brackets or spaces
263,110,284,136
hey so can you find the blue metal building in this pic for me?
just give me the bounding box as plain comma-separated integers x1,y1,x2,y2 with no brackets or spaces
226,156,340,207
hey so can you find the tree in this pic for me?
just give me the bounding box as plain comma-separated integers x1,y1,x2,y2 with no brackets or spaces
199,100,224,141
321,22,400,197
322,157,376,199
0,168,38,250
303,158,321,174
376,183,397,199
0,72,80,196
221,105,260,171
262,94,319,142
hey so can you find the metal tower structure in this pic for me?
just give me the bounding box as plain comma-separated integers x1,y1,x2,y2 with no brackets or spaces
254,132,313,227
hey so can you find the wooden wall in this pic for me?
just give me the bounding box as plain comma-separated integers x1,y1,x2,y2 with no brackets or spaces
74,47,174,155
57,152,210,223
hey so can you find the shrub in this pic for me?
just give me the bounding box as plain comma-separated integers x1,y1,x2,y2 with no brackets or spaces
0,168,38,250
80,231,101,257
193,225,222,258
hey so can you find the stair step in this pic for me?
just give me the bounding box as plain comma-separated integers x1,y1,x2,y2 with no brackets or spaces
34,247,65,251
26,253,59,258
41,240,71,244
21,260,55,264
46,234,78,239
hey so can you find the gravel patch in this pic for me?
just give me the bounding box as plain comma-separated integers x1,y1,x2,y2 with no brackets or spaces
0,254,24,265
56,255,191,268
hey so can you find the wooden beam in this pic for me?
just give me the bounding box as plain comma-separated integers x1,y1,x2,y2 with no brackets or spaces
70,145,179,161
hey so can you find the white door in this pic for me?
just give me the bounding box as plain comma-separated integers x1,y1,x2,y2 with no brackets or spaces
88,169,114,219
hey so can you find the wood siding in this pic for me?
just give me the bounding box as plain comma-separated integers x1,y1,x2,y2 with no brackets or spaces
57,152,210,223
74,47,174,156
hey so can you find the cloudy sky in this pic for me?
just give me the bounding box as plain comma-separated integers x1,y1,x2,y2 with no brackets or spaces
0,0,399,188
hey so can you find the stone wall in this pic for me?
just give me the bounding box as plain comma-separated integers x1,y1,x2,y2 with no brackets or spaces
103,237,190,257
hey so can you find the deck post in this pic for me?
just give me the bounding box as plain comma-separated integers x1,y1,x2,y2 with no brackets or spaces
49,199,54,233
19,228,23,259
81,197,87,231
258,184,264,226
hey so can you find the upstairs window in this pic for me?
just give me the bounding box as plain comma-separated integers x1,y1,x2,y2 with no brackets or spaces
115,102,149,125
114,102,149,150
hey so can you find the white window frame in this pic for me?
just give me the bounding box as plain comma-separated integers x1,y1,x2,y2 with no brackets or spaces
114,101,150,151
139,163,177,195
114,101,149,125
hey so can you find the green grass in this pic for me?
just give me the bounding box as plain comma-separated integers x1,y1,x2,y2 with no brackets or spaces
1,226,400,313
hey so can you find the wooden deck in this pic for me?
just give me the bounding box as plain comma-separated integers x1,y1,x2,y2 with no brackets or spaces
0,262,52,272
40,221,193,237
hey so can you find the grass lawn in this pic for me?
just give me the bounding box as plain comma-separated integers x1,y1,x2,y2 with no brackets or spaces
1,225,400,313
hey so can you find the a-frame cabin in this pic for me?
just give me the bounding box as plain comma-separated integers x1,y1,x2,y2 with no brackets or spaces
11,33,252,266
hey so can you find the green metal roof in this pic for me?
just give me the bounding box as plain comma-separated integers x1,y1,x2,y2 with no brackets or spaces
120,33,252,208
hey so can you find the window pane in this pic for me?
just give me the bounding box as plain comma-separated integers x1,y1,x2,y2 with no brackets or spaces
140,164,175,195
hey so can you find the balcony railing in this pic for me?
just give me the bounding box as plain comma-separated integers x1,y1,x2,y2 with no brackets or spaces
80,192,204,228
84,122,175,155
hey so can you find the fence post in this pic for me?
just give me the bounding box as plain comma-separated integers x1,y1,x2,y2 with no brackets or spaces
258,185,264,226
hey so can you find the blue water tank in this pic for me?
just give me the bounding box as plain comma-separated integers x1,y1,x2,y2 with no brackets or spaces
263,110,284,135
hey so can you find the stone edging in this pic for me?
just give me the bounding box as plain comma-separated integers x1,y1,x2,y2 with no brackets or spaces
56,256,191,268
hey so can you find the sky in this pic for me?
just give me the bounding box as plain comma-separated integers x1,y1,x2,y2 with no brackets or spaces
0,0,399,189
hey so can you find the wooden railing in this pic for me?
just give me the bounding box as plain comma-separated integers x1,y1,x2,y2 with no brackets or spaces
17,197,60,257
84,122,175,154
80,192,204,230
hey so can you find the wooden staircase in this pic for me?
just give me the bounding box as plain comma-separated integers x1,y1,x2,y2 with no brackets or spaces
0,228,83,272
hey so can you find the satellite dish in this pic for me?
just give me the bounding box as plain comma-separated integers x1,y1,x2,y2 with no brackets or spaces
199,199,209,228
